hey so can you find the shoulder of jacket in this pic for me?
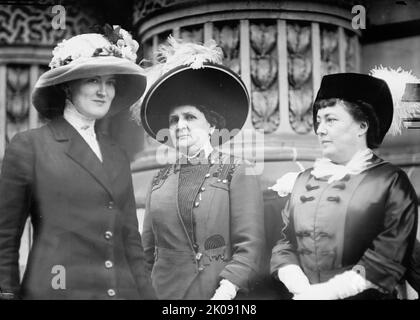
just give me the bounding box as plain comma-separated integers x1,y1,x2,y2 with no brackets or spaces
367,160,403,179
9,126,46,144
211,153,252,184
151,165,172,187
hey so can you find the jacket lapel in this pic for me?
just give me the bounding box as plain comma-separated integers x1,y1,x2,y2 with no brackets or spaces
49,117,115,197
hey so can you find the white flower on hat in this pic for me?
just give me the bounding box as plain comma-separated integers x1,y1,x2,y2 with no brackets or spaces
49,34,110,69
113,25,139,62
48,25,140,69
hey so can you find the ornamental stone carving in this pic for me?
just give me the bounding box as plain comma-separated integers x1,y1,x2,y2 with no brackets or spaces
321,25,340,77
0,4,102,46
287,22,313,134
250,23,279,133
213,23,240,75
6,65,30,141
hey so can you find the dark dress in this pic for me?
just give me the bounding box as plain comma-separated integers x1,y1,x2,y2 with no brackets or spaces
0,117,154,299
270,155,418,298
143,151,265,299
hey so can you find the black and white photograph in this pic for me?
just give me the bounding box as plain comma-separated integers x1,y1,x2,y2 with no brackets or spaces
0,0,419,311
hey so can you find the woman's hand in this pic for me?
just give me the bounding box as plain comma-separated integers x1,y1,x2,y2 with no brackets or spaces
293,270,374,300
210,279,239,300
277,264,311,295
292,282,338,300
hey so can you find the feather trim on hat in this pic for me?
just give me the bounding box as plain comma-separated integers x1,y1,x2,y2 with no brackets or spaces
370,66,420,135
131,36,224,124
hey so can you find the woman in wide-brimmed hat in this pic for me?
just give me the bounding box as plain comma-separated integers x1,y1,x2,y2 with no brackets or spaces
270,71,419,299
0,25,155,300
134,37,264,300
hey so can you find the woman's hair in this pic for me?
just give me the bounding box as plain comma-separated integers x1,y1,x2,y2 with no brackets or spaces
313,98,381,149
195,105,226,129
169,104,226,129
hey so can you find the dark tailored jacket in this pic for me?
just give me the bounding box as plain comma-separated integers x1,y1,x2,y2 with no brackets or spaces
0,117,154,299
142,152,265,299
270,156,418,294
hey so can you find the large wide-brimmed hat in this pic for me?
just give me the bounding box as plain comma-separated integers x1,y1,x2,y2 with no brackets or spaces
313,73,393,146
32,25,147,119
134,37,249,146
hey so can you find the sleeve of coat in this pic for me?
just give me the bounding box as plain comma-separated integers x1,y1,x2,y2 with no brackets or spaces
142,179,155,275
357,169,418,292
0,132,33,297
270,188,300,276
406,239,420,293
121,157,156,299
218,162,265,291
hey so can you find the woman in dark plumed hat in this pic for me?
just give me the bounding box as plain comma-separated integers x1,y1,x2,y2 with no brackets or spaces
0,26,155,299
270,72,418,299
134,37,264,300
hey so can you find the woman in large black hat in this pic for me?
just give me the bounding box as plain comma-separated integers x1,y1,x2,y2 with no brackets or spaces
135,37,264,300
0,26,155,299
270,72,418,299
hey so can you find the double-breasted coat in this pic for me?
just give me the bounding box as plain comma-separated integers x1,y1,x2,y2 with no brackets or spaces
0,117,154,299
270,155,418,296
143,152,265,299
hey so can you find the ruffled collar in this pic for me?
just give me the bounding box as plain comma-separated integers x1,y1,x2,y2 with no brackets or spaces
311,148,374,184
269,148,377,197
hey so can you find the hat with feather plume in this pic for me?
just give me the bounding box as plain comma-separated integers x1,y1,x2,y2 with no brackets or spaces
370,66,420,135
132,36,249,146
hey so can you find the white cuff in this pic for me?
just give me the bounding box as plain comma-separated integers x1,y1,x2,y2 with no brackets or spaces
326,270,374,299
211,279,239,300
277,264,311,295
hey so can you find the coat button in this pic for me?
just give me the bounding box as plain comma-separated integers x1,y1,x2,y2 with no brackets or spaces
105,260,113,269
194,201,200,207
201,187,206,192
205,173,210,178
327,196,340,203
107,201,114,209
198,266,205,271
107,289,116,297
104,231,113,240
222,179,228,184
217,179,221,182
195,252,202,260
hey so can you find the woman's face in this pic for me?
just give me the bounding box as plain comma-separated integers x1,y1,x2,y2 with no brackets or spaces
316,101,367,164
169,105,214,154
68,75,116,119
